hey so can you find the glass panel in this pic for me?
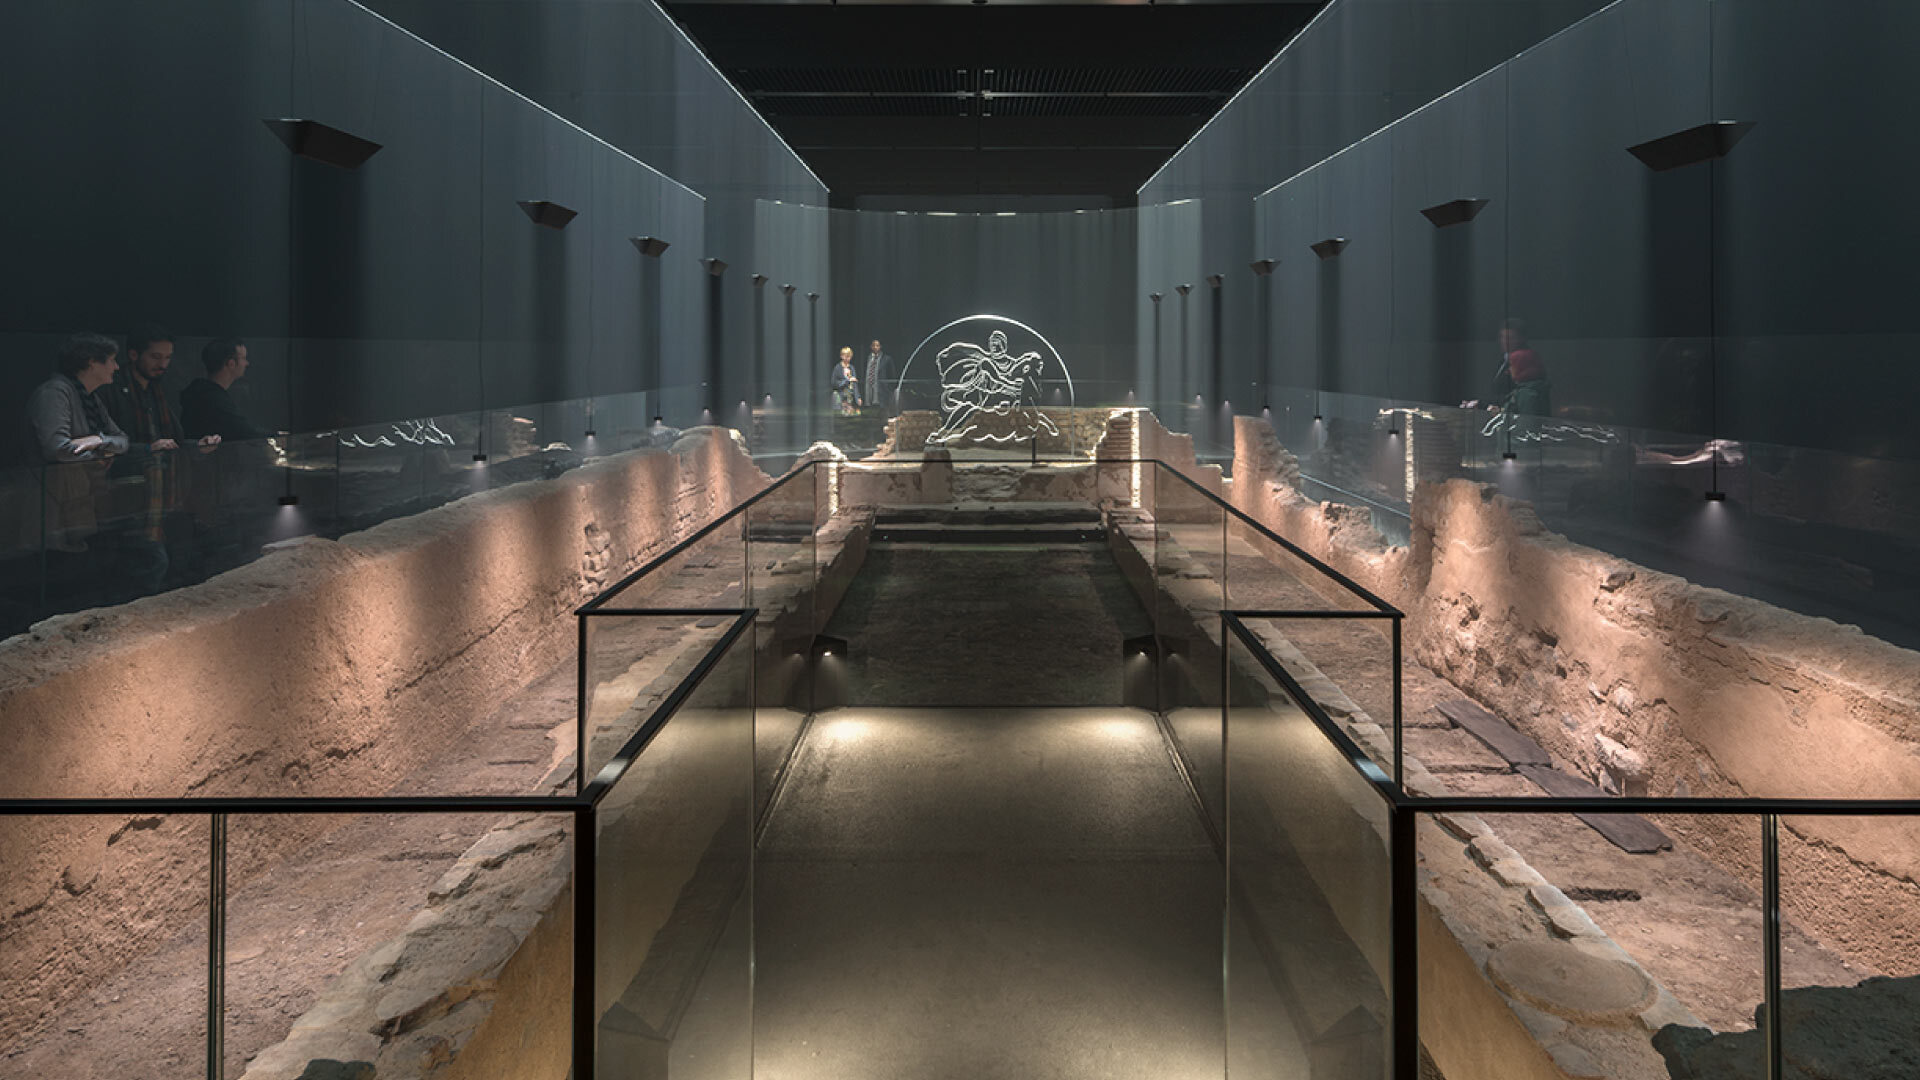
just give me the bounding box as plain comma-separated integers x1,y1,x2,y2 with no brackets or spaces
1153,462,1226,839
1778,813,1917,1080
1451,811,1762,1080
1247,615,1397,776
594,619,754,1080
581,612,743,786
225,809,573,1078
600,510,748,611
0,813,208,1079
1227,626,1391,1080
744,468,818,823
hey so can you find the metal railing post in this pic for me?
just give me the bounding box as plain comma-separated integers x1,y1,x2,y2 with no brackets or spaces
1762,813,1783,1080
573,806,597,1080
1391,806,1419,1080
207,812,228,1080
576,616,589,797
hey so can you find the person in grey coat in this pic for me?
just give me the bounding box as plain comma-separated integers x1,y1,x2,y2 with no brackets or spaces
24,333,131,555
30,332,129,463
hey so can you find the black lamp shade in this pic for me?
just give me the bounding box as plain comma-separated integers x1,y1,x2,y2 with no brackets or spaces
630,236,670,257
1310,238,1348,259
1420,198,1490,227
263,118,382,169
517,200,578,229
1628,121,1756,172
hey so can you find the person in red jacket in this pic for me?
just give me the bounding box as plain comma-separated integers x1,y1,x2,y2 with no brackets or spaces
1491,318,1551,417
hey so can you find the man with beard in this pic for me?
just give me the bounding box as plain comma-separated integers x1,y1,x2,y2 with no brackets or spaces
104,324,221,453
865,339,893,418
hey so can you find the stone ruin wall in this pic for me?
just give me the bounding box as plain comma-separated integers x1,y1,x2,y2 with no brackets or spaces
1227,415,1920,979
878,406,1122,458
0,428,773,1049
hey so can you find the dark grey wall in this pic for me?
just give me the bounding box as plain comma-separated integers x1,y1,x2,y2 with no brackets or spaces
359,0,831,427
1137,0,1614,431
1,0,296,434
827,209,1139,404
1245,0,1920,460
0,0,833,441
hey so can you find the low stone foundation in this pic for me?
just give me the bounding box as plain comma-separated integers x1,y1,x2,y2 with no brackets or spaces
0,428,772,1058
1227,416,1920,982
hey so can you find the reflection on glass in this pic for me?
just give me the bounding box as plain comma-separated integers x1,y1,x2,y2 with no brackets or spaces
594,625,753,1080
1227,630,1391,1080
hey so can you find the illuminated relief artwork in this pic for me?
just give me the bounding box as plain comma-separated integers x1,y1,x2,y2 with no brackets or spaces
893,315,1076,448
338,418,458,449
929,330,1059,446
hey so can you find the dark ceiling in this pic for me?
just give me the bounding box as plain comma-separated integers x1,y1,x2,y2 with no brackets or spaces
665,2,1327,207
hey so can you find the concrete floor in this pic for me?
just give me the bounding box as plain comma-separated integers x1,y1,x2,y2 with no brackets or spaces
823,543,1152,707
746,706,1238,1080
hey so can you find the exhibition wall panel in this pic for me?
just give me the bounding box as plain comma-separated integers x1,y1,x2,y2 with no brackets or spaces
1241,0,1920,459
0,0,296,432
0,0,709,436
828,208,1140,400
1235,0,1920,645
1710,0,1920,463
360,0,831,425
1137,0,1613,433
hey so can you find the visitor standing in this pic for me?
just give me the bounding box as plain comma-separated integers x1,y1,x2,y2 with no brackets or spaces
832,347,862,415
865,339,893,417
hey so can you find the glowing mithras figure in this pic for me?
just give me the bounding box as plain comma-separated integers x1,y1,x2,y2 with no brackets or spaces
929,329,1060,445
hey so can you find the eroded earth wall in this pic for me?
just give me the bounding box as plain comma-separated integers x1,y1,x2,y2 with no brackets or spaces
1229,415,1920,978
0,429,771,1045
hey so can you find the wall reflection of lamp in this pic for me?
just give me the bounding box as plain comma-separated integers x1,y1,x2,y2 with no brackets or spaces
1174,284,1193,403
1622,122,1755,500
1250,259,1276,411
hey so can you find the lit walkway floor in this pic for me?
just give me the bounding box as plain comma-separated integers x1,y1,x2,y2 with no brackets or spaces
750,706,1235,1080
821,541,1151,707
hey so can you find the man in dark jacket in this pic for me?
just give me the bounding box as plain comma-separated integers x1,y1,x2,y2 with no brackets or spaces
181,339,270,441
104,324,221,452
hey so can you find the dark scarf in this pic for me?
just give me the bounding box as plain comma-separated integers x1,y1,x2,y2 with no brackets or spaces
116,370,175,442
71,375,116,437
